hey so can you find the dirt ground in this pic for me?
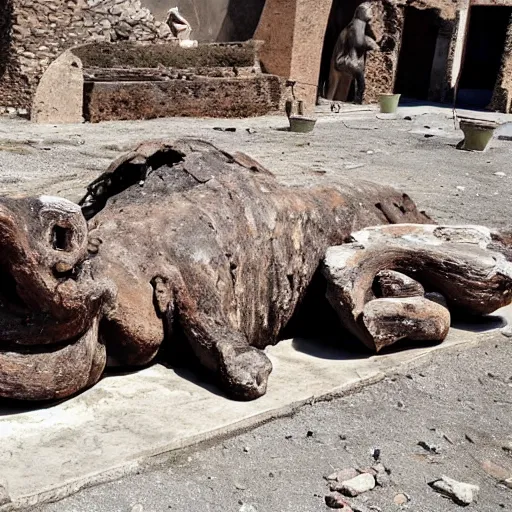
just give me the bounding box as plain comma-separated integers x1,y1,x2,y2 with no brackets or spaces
1,103,512,511
1,104,511,227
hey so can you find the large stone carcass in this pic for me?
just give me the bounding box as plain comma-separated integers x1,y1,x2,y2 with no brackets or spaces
0,139,431,402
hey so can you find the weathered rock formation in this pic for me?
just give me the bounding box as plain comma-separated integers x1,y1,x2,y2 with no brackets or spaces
0,139,430,402
322,224,512,351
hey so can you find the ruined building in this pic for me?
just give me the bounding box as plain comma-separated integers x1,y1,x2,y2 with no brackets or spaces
1,0,512,114
257,0,512,112
0,0,178,109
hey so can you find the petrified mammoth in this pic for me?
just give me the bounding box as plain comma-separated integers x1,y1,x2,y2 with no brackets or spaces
0,139,433,402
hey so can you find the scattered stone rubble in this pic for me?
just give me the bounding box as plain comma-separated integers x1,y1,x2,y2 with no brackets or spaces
324,459,483,509
325,463,390,509
429,476,479,506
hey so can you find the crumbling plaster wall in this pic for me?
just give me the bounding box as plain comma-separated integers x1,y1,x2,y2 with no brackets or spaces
0,0,175,111
488,10,512,112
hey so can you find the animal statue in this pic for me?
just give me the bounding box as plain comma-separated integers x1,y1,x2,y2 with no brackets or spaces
0,139,431,402
326,2,380,103
165,7,198,48
2,140,511,405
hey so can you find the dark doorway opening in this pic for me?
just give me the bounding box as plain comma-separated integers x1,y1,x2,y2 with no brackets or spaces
318,0,363,100
394,7,439,100
218,0,266,42
457,6,511,108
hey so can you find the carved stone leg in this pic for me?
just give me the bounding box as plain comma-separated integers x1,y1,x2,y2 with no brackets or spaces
354,70,365,104
180,313,273,401
155,266,273,401
322,224,512,352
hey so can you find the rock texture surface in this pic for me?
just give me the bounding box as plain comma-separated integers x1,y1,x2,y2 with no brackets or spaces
322,224,512,352
84,75,283,121
31,50,84,124
0,139,430,402
429,475,479,506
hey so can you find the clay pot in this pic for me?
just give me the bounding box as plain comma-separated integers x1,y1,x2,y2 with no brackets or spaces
459,119,497,152
378,93,401,114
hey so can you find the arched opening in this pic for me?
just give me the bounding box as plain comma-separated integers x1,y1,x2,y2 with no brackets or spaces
394,7,441,101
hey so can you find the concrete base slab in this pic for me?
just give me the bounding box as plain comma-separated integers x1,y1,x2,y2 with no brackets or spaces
0,308,510,510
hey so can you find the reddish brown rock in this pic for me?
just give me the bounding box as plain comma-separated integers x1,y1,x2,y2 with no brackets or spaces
322,224,512,352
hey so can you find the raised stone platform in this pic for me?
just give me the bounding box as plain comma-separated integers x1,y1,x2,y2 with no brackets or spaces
0,308,509,511
84,75,284,122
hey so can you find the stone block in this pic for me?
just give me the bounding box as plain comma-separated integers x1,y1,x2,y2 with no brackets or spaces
31,50,84,124
83,75,283,121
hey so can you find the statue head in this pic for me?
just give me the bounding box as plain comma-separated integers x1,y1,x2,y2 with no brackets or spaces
354,2,373,22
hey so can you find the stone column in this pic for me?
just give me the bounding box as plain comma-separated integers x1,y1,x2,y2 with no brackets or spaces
445,0,470,102
254,0,332,111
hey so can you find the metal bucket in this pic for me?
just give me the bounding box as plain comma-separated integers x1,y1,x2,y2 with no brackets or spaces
289,116,317,133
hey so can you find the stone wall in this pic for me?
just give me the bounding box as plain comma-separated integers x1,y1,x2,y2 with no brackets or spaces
364,0,458,103
363,0,404,102
0,0,175,111
254,0,459,109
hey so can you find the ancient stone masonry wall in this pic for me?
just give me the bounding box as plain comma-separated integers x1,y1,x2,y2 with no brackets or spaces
364,0,458,102
364,0,404,102
0,0,175,111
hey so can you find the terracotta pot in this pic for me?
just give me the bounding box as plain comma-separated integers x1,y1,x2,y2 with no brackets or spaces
289,115,316,133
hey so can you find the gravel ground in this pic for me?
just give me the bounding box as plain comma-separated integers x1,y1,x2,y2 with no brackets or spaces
1,104,512,512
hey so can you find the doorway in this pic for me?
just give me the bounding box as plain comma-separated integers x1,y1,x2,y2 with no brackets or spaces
394,7,439,100
318,0,363,100
457,6,511,108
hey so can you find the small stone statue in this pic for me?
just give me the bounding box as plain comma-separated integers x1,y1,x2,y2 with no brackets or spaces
327,2,379,103
165,7,198,48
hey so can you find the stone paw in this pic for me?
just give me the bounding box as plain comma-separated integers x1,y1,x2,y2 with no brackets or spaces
218,344,273,401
